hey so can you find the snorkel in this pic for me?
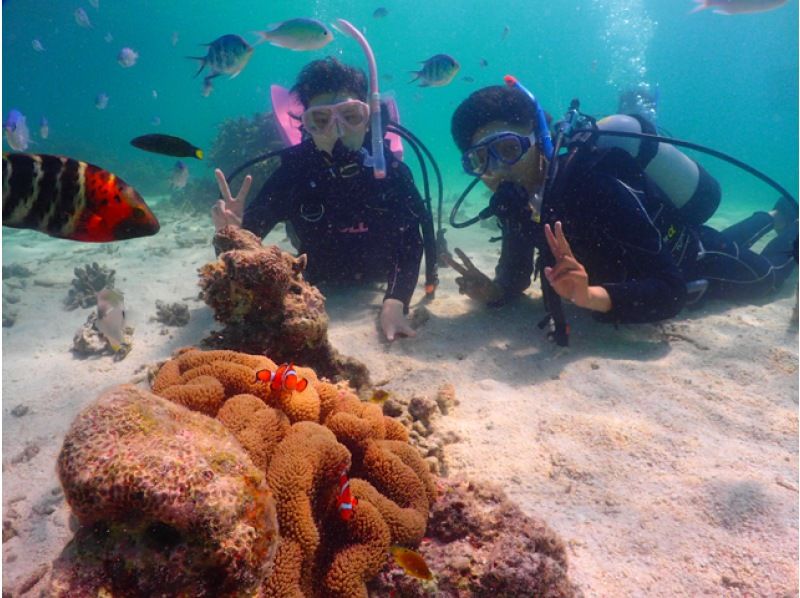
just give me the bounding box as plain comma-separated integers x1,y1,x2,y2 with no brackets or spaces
333,18,386,179
503,75,554,161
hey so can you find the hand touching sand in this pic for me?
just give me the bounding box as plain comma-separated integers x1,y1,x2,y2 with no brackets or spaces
444,248,503,304
381,298,416,342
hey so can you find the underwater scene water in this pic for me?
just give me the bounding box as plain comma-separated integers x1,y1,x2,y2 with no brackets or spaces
2,0,798,596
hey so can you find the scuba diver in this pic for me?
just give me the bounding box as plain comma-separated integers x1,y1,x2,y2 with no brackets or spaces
446,82,798,345
212,56,431,342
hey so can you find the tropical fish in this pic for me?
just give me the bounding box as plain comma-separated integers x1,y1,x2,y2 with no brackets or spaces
390,546,433,581
74,7,92,28
690,0,787,14
255,362,309,392
373,7,389,18
409,54,460,88
187,34,253,83
369,389,390,404
95,92,109,110
31,38,45,52
479,58,488,68
2,152,160,242
104,32,113,43
39,116,49,140
151,89,158,99
336,466,358,521
4,110,30,151
117,47,139,68
462,76,475,83
95,288,126,351
169,161,188,189
256,18,333,50
130,134,203,159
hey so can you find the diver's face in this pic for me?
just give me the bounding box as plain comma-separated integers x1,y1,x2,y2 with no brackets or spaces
469,120,543,193
306,91,368,154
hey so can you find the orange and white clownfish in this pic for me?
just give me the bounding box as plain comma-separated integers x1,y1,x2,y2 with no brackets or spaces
336,466,358,521
255,362,308,392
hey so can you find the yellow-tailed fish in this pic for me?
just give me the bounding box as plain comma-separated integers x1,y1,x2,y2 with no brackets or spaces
390,545,433,581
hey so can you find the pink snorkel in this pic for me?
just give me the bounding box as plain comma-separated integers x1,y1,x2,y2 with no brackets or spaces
333,18,386,179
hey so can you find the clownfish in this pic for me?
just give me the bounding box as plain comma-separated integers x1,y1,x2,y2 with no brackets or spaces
255,362,308,392
336,466,358,521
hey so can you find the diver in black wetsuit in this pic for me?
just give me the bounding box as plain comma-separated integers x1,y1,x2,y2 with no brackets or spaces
445,85,797,339
212,58,426,341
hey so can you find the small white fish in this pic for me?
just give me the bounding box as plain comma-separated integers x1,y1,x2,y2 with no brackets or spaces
690,0,787,13
256,18,333,50
39,116,49,140
4,110,30,151
75,7,92,28
104,32,114,43
31,38,45,52
170,161,189,189
171,31,179,47
95,92,109,110
117,47,139,68
95,288,126,352
151,89,158,99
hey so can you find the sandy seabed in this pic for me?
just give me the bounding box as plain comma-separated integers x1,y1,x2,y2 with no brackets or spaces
1,201,797,597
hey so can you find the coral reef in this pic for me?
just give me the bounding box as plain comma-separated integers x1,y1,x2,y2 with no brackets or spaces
199,225,370,389
71,312,133,361
368,477,582,598
151,348,436,597
208,111,285,195
63,262,115,310
51,384,279,597
153,299,191,326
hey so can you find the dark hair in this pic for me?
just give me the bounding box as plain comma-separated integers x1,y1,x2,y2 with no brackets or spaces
291,57,368,109
451,85,540,152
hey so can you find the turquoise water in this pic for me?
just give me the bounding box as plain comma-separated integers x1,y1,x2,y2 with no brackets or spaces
3,0,797,214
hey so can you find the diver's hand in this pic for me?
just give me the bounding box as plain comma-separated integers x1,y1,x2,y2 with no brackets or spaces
444,248,504,304
543,221,611,312
211,168,252,231
381,298,416,342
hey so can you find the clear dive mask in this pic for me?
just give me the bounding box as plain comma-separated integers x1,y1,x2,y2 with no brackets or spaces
461,131,537,176
301,99,370,138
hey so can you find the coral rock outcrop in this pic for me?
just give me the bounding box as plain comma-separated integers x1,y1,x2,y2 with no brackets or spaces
51,384,279,597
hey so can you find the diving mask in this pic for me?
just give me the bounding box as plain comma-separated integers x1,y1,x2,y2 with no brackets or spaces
461,131,536,176
301,99,370,138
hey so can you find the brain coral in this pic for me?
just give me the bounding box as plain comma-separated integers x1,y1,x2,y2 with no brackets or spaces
149,348,436,597
51,384,279,597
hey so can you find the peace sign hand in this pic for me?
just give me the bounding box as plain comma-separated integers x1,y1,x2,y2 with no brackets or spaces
543,221,590,307
443,248,504,304
211,168,253,231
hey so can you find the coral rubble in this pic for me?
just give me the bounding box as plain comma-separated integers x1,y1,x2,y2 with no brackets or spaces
71,312,133,361
63,262,115,310
153,299,191,326
51,385,279,597
199,226,370,388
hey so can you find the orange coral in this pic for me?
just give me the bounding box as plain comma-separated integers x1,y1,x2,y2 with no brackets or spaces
148,348,435,596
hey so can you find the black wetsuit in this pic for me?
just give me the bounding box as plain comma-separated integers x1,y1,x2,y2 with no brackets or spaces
492,136,797,326
242,139,425,309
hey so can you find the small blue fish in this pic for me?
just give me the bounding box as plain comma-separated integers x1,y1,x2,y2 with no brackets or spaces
409,54,460,88
4,110,30,151
74,7,92,28
187,34,253,82
95,92,109,110
170,161,189,190
39,116,49,139
256,18,333,50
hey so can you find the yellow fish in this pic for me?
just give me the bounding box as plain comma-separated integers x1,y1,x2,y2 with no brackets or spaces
369,389,391,404
390,545,433,581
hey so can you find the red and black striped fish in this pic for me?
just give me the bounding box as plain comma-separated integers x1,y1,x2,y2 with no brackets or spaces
2,152,160,242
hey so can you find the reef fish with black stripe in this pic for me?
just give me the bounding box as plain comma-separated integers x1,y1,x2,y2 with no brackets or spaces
2,152,160,242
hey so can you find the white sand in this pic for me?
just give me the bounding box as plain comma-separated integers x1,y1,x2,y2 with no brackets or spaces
2,206,797,596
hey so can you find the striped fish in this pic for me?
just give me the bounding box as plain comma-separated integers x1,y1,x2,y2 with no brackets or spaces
2,152,160,242
409,54,460,88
